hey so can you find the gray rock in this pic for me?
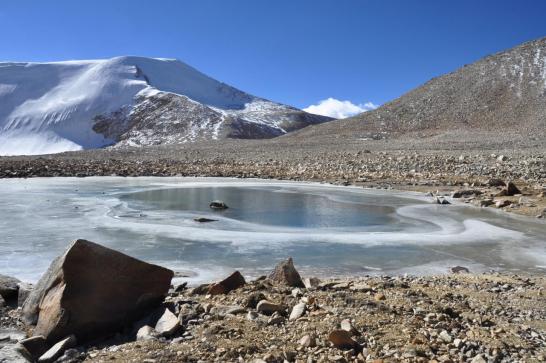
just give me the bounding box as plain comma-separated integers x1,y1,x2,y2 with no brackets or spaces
38,335,76,363
0,274,20,301
298,334,316,348
17,283,32,308
267,313,285,326
193,217,217,223
439,330,452,343
256,300,285,315
209,200,228,210
451,266,470,274
288,302,306,321
0,329,27,343
303,277,321,289
136,325,157,341
340,319,360,336
0,343,32,363
470,354,487,363
154,308,180,336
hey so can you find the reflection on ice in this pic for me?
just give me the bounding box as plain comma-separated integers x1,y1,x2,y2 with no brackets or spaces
0,177,544,284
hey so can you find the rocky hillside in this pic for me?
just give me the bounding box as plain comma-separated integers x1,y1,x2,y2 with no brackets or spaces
0,56,332,155
288,37,546,141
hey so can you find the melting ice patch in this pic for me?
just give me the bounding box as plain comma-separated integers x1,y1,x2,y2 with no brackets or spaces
0,177,544,284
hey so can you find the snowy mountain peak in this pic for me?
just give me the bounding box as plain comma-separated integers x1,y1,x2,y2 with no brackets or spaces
0,56,331,155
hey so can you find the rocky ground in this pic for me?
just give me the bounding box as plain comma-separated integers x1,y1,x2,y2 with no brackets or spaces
1,136,545,362
2,269,545,363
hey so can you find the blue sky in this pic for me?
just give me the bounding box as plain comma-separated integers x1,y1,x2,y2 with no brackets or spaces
1,0,545,116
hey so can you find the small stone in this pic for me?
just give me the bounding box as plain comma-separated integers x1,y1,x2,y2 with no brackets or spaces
256,300,285,315
209,200,228,210
193,217,217,223
289,302,306,321
38,335,76,363
470,354,487,363
267,313,285,326
439,330,452,343
453,338,462,348
154,308,180,336
303,277,321,289
340,319,360,336
298,334,316,348
451,266,469,274
328,329,358,350
244,292,266,308
208,271,246,295
374,293,386,301
268,257,305,288
136,325,157,341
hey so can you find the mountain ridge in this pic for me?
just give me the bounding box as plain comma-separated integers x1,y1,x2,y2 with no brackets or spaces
285,36,546,142
0,56,331,155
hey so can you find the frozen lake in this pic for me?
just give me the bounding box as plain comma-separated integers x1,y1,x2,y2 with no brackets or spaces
0,177,545,284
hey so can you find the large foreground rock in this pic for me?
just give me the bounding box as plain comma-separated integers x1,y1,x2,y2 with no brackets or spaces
268,257,305,288
22,239,173,343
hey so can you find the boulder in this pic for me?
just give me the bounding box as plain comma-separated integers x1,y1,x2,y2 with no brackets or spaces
208,271,246,295
0,295,4,308
268,257,305,288
22,239,173,343
37,335,76,363
0,274,20,301
209,200,228,210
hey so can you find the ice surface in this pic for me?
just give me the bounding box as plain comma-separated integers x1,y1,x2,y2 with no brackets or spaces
0,177,544,284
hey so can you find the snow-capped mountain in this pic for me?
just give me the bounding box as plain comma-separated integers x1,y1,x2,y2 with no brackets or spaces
0,56,332,155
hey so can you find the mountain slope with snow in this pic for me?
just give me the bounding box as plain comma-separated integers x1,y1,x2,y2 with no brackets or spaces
0,56,332,155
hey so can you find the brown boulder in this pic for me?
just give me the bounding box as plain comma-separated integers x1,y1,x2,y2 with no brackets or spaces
328,329,359,350
208,271,246,295
268,257,305,288
22,239,173,343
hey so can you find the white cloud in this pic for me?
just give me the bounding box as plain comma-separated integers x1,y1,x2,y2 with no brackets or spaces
303,98,378,119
